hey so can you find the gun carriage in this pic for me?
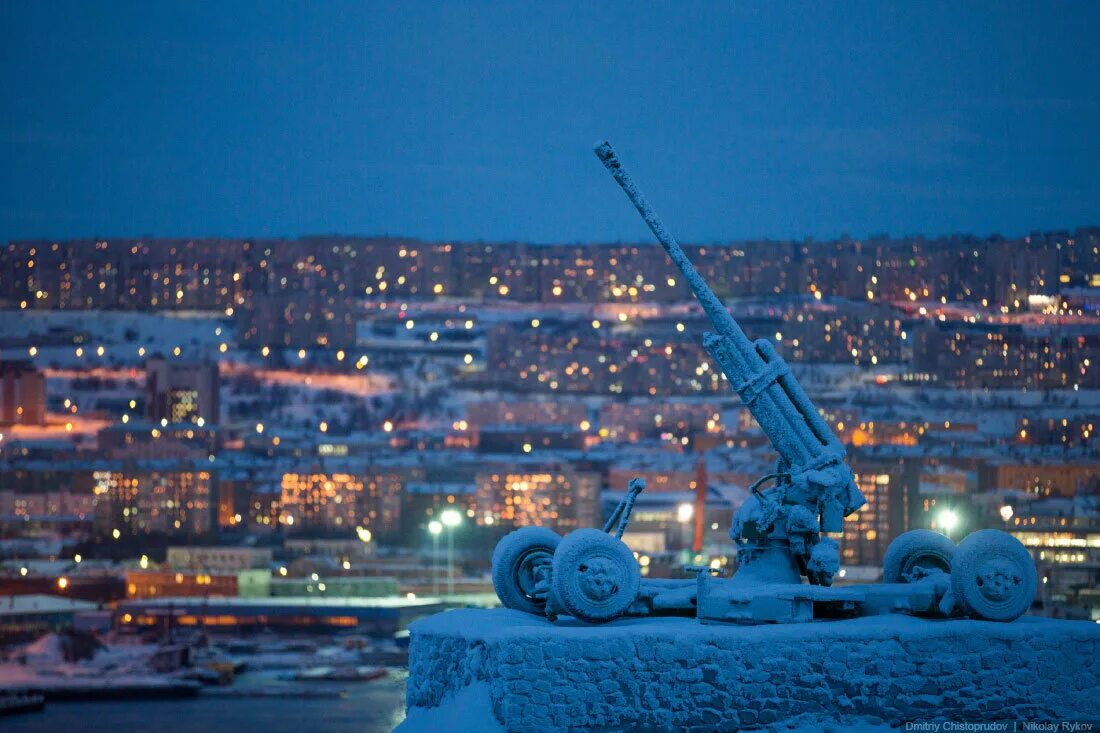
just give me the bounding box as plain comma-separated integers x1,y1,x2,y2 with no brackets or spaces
490,142,1037,626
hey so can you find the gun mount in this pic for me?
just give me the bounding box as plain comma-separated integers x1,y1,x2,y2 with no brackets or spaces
594,141,864,587
488,142,1037,626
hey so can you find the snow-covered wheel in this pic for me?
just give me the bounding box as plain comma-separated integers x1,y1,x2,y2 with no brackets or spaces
950,529,1036,622
551,528,640,623
883,529,955,583
491,526,561,615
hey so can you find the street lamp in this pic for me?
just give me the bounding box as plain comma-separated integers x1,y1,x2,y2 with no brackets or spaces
937,508,959,536
441,509,462,597
428,520,443,596
676,502,695,562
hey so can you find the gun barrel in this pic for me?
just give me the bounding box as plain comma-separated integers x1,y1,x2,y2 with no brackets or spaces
594,140,865,524
594,142,753,361
594,142,846,469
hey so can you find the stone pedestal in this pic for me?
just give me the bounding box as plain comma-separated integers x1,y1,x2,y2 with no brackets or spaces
403,608,1100,731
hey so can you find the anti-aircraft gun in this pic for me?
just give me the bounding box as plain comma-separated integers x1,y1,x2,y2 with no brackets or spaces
594,141,864,590
490,142,1038,625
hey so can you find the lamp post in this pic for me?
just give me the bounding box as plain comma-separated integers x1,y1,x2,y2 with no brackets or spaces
441,509,462,597
428,520,443,596
677,502,695,563
937,508,959,538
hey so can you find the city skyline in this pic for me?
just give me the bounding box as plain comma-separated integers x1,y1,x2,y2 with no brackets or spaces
2,233,1097,726
2,210,1096,632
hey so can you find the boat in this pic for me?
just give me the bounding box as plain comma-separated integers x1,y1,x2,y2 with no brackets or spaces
281,665,387,682
340,635,371,650
178,662,236,686
0,692,46,716
202,685,347,699
360,646,408,666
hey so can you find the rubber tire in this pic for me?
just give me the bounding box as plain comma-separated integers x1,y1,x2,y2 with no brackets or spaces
883,529,956,583
551,528,640,623
950,529,1037,622
491,526,561,615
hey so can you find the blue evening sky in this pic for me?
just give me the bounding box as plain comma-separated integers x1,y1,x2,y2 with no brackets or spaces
1,1,1097,243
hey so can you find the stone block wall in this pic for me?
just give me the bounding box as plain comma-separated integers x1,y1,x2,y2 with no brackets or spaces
406,608,1100,731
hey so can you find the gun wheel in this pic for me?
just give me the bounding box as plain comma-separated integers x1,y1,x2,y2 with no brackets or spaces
950,529,1036,622
491,527,561,615
552,528,640,623
883,529,956,583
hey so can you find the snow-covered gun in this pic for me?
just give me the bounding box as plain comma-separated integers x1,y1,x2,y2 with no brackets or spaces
594,141,866,585
490,144,1036,626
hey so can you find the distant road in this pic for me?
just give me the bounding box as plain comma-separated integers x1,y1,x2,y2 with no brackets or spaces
220,362,396,398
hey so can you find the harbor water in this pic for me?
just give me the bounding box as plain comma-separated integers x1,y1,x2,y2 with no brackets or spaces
3,669,408,733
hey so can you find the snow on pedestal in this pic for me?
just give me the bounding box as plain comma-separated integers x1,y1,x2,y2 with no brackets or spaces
400,608,1100,732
